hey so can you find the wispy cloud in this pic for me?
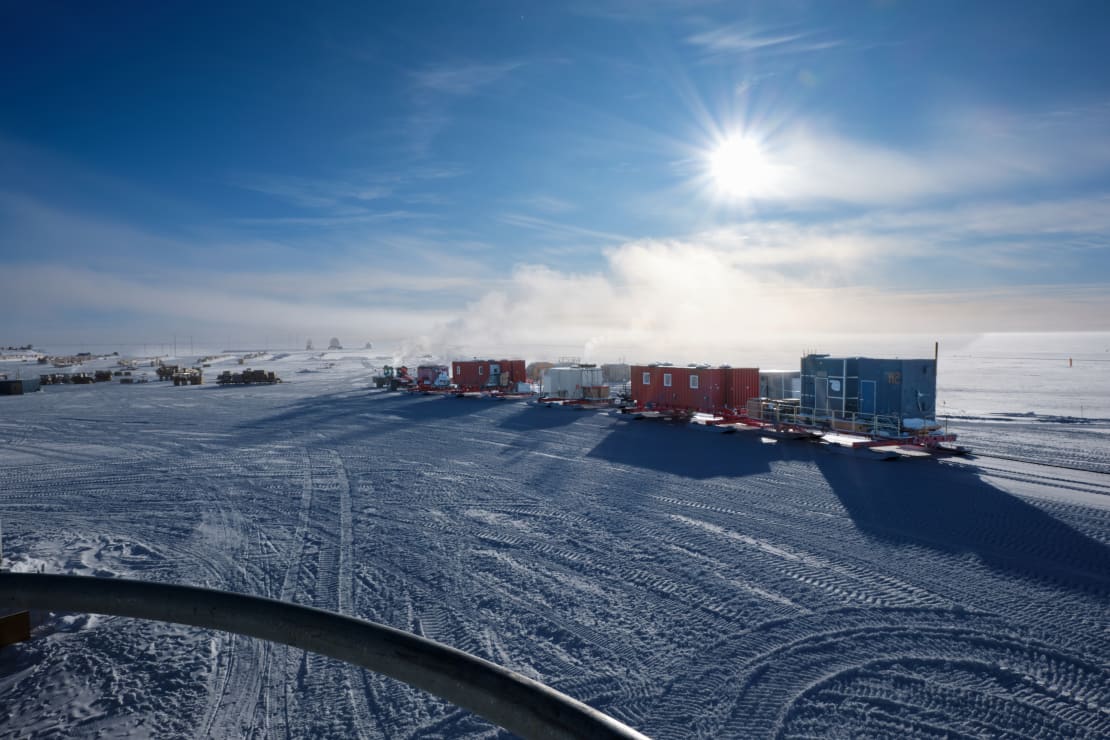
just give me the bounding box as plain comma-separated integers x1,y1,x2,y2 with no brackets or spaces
517,195,577,214
0,263,463,342
411,61,523,96
401,60,525,157
841,194,1110,242
229,210,426,228
228,167,464,224
568,0,720,23
686,24,842,57
229,173,393,209
498,212,631,243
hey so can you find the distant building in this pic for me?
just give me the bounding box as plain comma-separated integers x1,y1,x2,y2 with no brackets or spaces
328,338,343,350
305,339,314,350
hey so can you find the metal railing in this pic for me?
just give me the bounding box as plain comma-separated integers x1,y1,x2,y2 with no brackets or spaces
746,400,932,437
0,573,650,740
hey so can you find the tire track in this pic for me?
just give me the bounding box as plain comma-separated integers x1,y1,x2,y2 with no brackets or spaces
276,447,373,739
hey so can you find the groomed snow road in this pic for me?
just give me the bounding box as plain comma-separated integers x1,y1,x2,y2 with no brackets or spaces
1,356,1108,738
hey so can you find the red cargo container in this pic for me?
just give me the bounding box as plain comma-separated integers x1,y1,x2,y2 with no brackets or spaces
631,365,729,413
451,359,527,391
723,367,760,411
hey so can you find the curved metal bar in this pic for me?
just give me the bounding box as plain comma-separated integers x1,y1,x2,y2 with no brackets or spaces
0,573,650,740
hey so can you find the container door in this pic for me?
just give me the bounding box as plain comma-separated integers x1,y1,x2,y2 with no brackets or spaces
488,363,501,387
815,377,828,414
860,379,876,415
828,377,843,412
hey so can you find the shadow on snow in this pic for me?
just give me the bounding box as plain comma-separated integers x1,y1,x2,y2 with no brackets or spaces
813,450,1110,591
585,420,773,479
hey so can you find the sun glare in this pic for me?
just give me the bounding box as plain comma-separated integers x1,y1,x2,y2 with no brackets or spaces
708,135,772,198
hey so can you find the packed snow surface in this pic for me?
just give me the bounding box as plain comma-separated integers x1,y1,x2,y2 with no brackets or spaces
1,347,1108,738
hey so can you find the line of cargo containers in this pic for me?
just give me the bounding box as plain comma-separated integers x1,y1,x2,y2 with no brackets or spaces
439,351,951,444
626,354,951,444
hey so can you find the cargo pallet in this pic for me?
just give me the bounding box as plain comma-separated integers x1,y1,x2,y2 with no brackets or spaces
620,398,963,455
619,404,696,422
451,386,535,400
216,369,281,385
725,399,961,453
409,386,454,395
536,396,615,408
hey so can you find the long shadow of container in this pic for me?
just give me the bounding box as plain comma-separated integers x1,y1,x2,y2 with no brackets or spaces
237,390,494,440
586,421,773,480
813,452,1110,591
499,404,597,432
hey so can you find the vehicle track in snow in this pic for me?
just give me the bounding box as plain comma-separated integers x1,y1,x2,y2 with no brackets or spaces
633,606,1110,737
353,398,1110,736
267,447,374,739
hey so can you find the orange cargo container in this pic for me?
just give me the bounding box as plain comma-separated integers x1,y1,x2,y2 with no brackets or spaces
723,367,760,411
630,365,724,413
632,364,759,414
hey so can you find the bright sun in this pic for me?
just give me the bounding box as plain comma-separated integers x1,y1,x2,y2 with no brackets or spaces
708,135,771,198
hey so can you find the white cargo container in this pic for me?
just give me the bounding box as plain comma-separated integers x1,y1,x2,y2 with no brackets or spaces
541,366,606,400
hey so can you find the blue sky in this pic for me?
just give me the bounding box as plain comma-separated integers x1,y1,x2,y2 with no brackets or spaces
3,1,1109,358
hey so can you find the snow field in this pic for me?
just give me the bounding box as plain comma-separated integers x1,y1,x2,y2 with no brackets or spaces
0,350,1107,738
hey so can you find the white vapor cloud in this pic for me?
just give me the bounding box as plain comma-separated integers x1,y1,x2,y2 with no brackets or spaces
424,226,1110,362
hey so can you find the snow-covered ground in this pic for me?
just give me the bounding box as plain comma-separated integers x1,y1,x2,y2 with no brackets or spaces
1,344,1108,738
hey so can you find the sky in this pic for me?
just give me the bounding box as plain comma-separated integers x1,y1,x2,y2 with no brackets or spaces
2,1,1110,360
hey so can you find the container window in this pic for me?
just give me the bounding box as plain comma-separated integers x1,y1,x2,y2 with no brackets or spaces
886,372,901,384
479,366,484,375
829,379,841,392
663,373,672,387
642,372,651,385
689,374,699,389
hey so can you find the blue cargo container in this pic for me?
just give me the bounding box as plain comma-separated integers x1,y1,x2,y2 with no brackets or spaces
0,377,41,395
799,354,936,427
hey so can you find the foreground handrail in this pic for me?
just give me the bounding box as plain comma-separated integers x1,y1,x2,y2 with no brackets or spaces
0,573,650,740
